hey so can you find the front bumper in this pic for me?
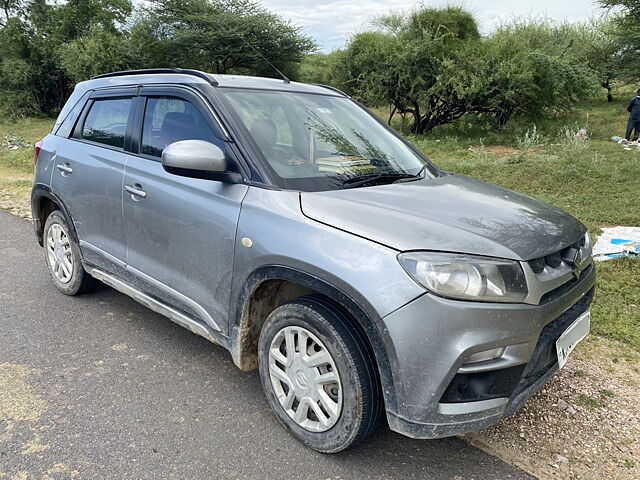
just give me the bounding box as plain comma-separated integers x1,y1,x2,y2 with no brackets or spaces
378,263,595,439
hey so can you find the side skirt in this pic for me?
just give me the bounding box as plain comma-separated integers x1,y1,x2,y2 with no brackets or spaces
89,268,224,347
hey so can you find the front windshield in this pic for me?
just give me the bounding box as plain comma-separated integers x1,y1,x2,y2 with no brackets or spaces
221,88,438,191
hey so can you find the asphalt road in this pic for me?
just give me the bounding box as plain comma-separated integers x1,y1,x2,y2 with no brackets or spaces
0,210,534,479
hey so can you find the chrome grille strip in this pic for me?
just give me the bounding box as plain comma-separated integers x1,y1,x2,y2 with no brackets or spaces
521,233,593,305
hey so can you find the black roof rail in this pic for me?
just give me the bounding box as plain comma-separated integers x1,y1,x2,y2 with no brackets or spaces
92,68,219,86
313,84,349,97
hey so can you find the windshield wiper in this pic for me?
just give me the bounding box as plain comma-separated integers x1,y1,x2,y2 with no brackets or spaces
393,162,429,184
341,163,429,189
341,172,416,189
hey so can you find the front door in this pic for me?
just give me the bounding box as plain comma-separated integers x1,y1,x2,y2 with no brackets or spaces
122,88,248,334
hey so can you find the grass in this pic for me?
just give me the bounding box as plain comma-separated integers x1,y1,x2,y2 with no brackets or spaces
576,393,604,410
0,117,52,218
600,388,616,398
1,93,639,350
515,124,546,151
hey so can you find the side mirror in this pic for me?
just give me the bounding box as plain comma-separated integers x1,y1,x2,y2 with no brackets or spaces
161,140,243,183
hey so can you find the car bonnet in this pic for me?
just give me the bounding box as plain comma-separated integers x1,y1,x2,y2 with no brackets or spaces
299,175,586,260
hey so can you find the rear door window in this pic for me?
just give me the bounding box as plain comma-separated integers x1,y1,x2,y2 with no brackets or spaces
55,92,90,138
81,98,132,148
141,97,220,158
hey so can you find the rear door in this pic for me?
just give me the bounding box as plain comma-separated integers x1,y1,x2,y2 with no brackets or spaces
51,89,135,274
122,86,249,334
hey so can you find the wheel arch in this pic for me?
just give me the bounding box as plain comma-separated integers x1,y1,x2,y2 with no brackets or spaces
230,265,398,413
31,184,78,247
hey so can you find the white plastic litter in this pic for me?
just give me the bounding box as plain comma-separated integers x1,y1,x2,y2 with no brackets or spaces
610,136,640,150
575,129,588,139
592,226,640,261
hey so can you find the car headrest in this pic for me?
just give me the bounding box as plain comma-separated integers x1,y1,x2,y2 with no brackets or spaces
250,119,278,148
161,112,195,130
161,112,197,144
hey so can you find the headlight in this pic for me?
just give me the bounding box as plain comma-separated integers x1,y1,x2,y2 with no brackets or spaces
398,252,528,302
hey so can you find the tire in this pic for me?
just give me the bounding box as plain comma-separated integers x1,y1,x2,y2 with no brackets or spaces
43,210,96,296
258,295,382,453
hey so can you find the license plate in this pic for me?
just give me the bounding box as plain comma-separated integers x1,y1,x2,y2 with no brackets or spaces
556,310,590,369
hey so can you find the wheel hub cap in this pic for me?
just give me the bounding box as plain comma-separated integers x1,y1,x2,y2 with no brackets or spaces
294,369,308,389
46,223,73,284
268,326,342,432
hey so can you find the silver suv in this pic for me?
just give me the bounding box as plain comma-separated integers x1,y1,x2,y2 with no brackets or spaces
31,68,595,453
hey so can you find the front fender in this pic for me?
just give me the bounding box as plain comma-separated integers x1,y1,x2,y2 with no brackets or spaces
229,188,425,414
230,264,400,414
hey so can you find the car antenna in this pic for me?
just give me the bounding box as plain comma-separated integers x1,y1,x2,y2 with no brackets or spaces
218,17,291,84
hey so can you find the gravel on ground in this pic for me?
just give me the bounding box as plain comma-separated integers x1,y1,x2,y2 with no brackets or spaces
464,337,639,480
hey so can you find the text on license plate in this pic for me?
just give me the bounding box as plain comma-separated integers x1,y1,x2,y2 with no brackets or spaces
556,310,590,369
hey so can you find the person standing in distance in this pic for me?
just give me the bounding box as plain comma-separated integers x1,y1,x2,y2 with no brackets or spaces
626,89,640,141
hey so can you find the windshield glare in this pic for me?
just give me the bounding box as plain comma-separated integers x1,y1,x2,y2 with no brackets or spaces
222,89,436,191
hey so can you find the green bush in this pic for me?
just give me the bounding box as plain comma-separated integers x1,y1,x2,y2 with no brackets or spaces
0,0,315,117
301,9,603,134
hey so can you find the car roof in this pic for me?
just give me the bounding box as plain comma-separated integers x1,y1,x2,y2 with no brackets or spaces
54,68,347,132
78,68,344,96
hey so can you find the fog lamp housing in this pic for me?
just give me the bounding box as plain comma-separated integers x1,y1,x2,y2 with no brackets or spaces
464,347,506,365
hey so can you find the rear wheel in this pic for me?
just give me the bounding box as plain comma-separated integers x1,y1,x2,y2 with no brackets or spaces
43,210,96,296
258,295,382,453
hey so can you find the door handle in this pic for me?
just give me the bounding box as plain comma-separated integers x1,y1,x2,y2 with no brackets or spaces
124,184,147,199
56,163,73,174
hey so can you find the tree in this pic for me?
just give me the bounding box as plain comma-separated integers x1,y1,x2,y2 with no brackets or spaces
600,0,640,14
335,7,483,133
58,27,137,82
489,21,599,116
340,32,401,115
0,0,135,116
0,0,315,116
319,9,600,133
570,20,620,101
297,51,347,87
599,0,640,81
0,0,23,27
141,0,316,77
492,19,618,102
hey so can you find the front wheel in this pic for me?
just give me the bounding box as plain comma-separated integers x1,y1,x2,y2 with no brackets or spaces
43,210,96,296
258,295,382,453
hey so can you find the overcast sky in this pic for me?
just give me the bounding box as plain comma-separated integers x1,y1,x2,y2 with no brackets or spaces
262,0,605,51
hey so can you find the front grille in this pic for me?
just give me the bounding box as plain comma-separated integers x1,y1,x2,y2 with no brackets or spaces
528,237,585,274
523,233,593,305
539,263,594,304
